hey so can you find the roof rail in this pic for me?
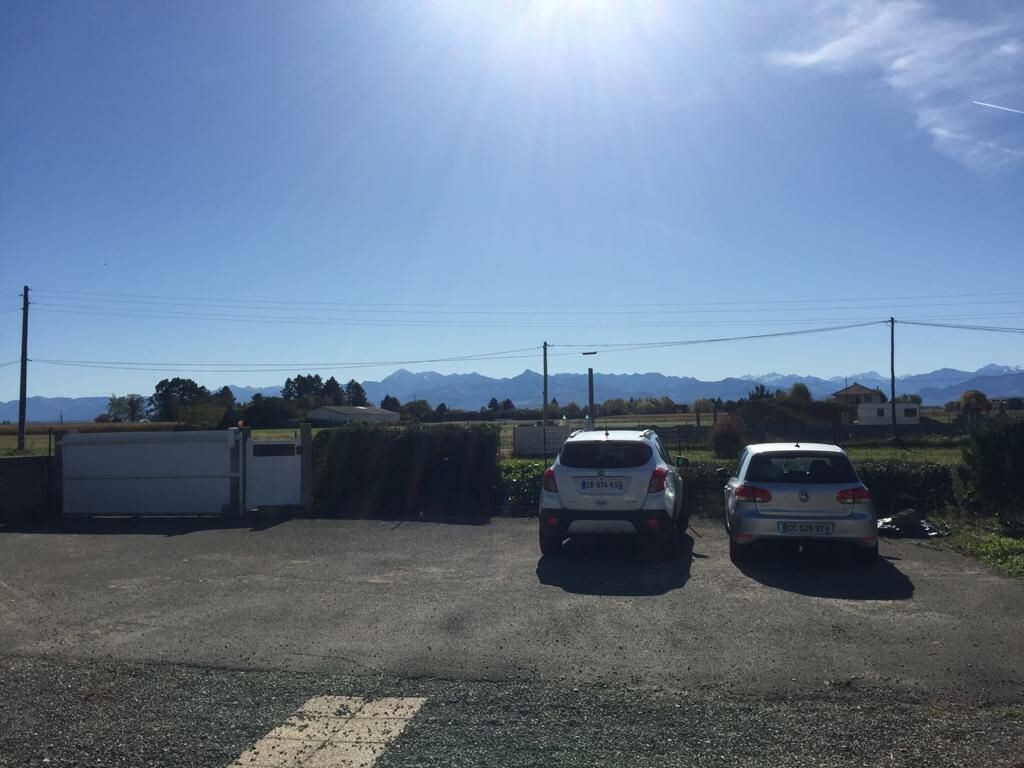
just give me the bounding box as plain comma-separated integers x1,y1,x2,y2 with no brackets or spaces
569,429,584,438
640,428,655,438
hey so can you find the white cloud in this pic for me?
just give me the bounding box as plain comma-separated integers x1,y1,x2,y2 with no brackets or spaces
771,1,1024,170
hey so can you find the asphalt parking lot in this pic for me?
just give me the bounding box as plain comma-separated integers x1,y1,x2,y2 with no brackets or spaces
2,516,1023,766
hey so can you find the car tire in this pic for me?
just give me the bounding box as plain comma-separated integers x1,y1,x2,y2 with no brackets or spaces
539,531,563,557
729,536,752,565
853,542,878,565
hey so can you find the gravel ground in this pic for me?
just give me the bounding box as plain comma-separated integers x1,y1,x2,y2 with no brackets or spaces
3,518,1022,700
2,654,1022,768
2,517,1022,765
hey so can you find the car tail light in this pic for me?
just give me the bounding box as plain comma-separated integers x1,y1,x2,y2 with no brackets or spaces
734,484,772,503
542,467,558,493
837,486,871,504
648,467,668,493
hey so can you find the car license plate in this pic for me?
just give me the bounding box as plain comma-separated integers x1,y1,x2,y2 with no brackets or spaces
777,521,834,536
579,478,625,494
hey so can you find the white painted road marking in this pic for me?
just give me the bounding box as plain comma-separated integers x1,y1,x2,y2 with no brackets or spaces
229,696,426,768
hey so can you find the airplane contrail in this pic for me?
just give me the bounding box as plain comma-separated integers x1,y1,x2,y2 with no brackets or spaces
973,100,1024,115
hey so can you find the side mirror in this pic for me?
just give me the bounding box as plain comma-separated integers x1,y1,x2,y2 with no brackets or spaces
715,467,730,482
675,456,690,468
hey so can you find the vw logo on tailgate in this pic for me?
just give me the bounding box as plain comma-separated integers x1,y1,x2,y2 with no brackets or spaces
799,489,809,503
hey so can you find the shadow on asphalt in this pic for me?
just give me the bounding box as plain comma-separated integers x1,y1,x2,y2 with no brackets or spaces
0,509,496,536
536,535,694,596
736,543,914,600
326,509,492,526
0,515,291,537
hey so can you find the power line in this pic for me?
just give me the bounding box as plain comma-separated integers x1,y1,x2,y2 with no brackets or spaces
29,294,1024,316
24,322,888,375
899,320,1024,334
551,321,888,353
33,306,893,329
30,346,542,374
30,302,1024,330
29,319,1021,376
32,347,537,367
31,286,1024,310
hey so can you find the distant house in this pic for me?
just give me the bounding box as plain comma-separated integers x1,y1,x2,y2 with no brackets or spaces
831,382,886,407
308,405,400,426
856,402,921,425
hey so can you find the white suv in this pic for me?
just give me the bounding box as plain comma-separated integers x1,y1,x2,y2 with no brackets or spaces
538,429,689,558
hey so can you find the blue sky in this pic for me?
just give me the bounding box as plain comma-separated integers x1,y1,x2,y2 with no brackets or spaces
2,0,1023,400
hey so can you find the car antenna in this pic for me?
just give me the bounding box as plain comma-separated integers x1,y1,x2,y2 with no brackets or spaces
605,429,609,437
795,441,801,447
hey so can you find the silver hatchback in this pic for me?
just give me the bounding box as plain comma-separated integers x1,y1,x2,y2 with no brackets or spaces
721,443,877,564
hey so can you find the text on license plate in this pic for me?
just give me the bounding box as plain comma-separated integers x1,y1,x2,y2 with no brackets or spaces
777,521,834,535
580,478,625,493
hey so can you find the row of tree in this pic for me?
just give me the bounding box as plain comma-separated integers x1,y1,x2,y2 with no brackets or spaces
97,374,1014,429
98,375,371,427
945,391,1021,415
282,374,368,407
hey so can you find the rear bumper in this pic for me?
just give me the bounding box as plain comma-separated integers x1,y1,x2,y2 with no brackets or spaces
539,507,671,539
729,508,877,546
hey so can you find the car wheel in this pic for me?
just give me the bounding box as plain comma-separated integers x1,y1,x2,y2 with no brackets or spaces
853,542,878,565
729,536,753,565
539,531,563,557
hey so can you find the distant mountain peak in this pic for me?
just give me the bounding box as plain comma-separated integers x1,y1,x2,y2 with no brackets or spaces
7,363,1024,422
976,363,1022,377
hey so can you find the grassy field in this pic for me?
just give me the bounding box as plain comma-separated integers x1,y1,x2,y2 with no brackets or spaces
0,422,181,457
3,420,966,464
934,514,1024,578
0,433,54,457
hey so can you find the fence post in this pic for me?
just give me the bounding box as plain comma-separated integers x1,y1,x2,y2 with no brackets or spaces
300,422,313,513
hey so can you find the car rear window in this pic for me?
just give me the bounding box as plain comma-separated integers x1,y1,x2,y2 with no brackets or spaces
743,452,857,484
560,441,653,469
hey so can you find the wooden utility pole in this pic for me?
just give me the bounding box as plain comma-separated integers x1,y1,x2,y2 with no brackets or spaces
587,367,595,427
890,317,897,440
17,286,29,451
542,341,548,426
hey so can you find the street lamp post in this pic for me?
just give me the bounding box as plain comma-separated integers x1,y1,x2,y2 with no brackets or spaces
582,351,597,430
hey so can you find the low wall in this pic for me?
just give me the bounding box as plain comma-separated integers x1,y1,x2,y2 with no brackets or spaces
0,456,51,523
848,423,964,439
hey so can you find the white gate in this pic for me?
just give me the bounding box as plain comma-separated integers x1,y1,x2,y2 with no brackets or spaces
62,430,244,517
244,437,303,510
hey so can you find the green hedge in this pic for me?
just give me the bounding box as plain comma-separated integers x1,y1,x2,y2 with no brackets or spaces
855,461,955,516
498,460,547,516
313,424,499,516
496,459,727,518
312,426,959,519
680,460,956,519
680,461,723,517
962,418,1024,529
